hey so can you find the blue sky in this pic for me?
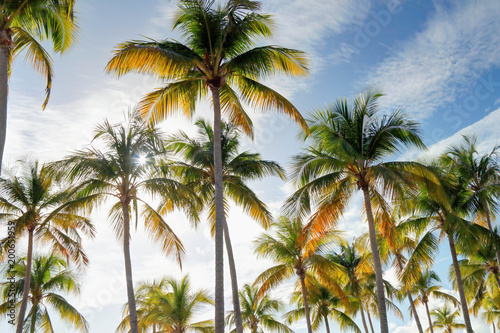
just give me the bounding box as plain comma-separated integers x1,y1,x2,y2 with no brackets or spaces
2,0,500,332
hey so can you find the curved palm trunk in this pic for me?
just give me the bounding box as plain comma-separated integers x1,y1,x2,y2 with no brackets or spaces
16,228,34,333
122,201,139,333
424,300,434,333
211,86,225,333
223,218,244,333
361,185,389,333
323,313,331,333
0,45,8,174
447,234,473,333
359,305,370,333
395,257,424,333
298,272,313,333
366,308,375,333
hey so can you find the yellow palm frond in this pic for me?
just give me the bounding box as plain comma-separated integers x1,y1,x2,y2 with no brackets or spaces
232,75,308,133
11,27,53,109
219,84,253,137
137,78,206,123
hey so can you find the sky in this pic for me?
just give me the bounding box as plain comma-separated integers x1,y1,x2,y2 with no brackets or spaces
2,0,500,332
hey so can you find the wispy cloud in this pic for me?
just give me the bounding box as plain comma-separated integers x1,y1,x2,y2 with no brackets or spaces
364,0,500,119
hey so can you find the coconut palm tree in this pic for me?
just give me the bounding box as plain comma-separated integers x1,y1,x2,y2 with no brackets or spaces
254,216,340,333
105,2,309,331
482,293,500,333
168,118,284,326
285,277,361,333
428,304,465,333
0,0,78,171
117,276,214,333
284,89,431,333
409,270,459,333
0,254,88,333
60,112,199,333
0,158,94,333
226,283,292,333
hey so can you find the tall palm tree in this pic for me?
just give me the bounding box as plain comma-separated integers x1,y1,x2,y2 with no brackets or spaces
0,158,94,333
226,283,292,333
254,216,339,333
285,277,361,333
0,254,88,333
105,2,309,331
60,112,199,333
284,89,430,333
0,0,78,171
117,276,214,333
168,118,284,328
428,304,465,333
409,270,459,333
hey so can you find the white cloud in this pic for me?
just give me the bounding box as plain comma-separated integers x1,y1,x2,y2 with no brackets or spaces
364,0,500,119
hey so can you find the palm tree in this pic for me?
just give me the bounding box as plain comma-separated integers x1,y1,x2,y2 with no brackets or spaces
409,270,459,333
285,277,361,333
254,216,339,333
0,158,94,333
0,254,88,332
482,293,500,333
284,89,430,333
117,276,214,333
226,283,292,333
105,2,309,331
0,0,78,171
428,304,465,333
168,118,284,328
60,112,199,333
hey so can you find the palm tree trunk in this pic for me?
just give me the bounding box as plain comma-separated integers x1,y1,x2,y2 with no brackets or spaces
492,323,496,333
361,185,389,333
16,227,34,333
122,201,139,333
298,272,313,333
359,305,370,333
0,45,9,174
396,257,424,333
366,308,375,333
210,86,225,333
424,301,434,333
29,302,37,333
447,234,473,333
323,314,331,333
223,218,244,333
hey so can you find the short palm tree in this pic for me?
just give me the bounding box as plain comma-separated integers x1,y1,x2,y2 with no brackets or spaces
60,112,199,333
117,276,214,333
0,158,94,333
0,0,78,170
168,118,284,327
226,283,292,333
409,270,459,333
0,254,88,333
285,277,361,333
284,89,430,333
254,216,339,333
428,304,465,333
106,2,309,331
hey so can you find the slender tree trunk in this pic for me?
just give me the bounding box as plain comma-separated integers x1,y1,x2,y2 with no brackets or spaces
211,86,225,333
122,201,139,333
359,305,370,333
395,257,425,333
447,234,474,333
298,272,313,333
0,45,8,174
323,314,331,333
223,218,244,333
492,323,496,333
153,323,157,333
424,301,434,333
366,308,375,333
29,301,37,333
16,227,34,333
484,206,500,287
361,185,389,333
